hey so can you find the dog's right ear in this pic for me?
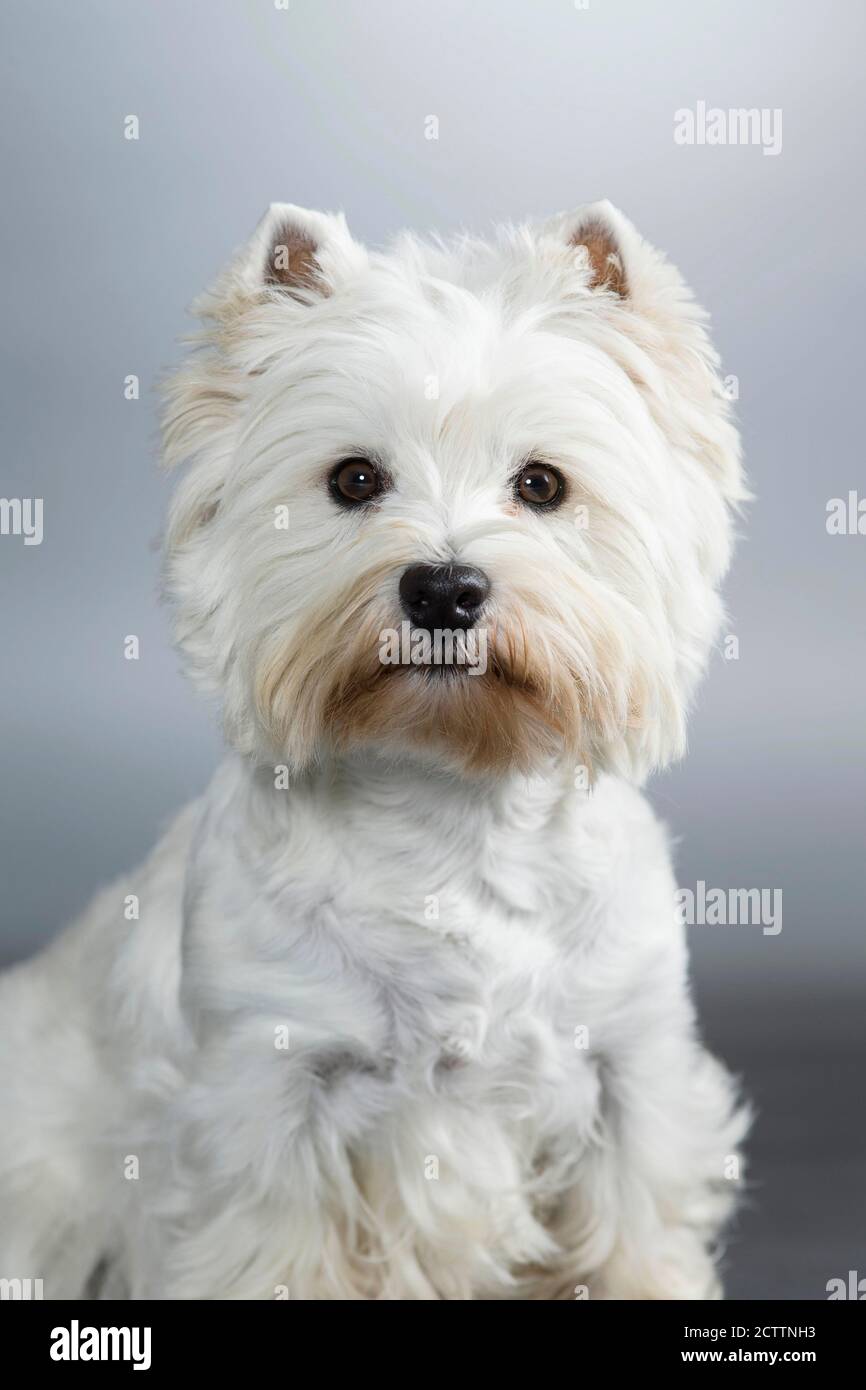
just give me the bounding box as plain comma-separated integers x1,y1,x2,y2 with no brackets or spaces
162,204,365,554
164,203,366,466
195,203,368,328
194,202,366,325
239,202,367,303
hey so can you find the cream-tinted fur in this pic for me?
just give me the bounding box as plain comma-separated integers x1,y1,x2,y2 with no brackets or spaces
0,202,748,1299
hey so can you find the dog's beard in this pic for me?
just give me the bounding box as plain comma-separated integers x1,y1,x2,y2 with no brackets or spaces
253,571,671,777
326,619,579,774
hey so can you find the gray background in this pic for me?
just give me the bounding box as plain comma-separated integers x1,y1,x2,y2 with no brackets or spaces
1,0,863,1299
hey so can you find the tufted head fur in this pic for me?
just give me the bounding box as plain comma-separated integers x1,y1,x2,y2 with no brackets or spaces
162,200,744,781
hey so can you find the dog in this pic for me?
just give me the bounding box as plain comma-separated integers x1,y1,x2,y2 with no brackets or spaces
0,200,748,1299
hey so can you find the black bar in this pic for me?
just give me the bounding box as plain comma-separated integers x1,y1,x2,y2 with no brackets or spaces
2,1297,860,1374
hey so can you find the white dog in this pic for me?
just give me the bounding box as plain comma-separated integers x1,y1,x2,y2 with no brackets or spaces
0,201,748,1300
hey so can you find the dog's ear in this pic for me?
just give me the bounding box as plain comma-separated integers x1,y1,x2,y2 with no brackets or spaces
237,202,367,304
542,200,631,298
162,205,365,546
539,199,746,531
567,208,628,297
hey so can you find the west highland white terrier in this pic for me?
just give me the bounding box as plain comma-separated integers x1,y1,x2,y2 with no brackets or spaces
0,200,749,1299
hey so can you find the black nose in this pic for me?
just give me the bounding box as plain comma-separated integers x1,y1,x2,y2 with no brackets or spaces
398,563,490,631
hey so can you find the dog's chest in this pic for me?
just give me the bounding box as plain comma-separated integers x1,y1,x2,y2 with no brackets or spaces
188,765,613,1145
309,855,603,1122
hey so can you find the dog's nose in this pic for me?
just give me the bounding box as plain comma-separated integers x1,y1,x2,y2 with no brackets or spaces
398,563,490,631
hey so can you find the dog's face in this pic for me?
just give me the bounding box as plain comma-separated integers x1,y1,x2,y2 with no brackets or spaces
164,202,744,780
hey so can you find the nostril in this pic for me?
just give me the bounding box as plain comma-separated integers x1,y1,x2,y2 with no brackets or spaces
453,569,490,615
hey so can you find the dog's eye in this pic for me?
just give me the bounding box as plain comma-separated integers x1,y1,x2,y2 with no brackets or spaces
329,458,384,506
515,462,564,508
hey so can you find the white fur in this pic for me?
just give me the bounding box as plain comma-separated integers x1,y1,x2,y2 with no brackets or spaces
0,202,748,1299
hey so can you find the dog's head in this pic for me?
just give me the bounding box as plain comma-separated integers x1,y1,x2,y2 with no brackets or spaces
163,201,744,780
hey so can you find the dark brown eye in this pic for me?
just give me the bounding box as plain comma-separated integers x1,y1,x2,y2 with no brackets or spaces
330,457,384,506
515,462,564,508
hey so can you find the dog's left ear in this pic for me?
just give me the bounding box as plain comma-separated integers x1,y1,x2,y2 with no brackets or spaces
566,204,628,297
542,200,631,297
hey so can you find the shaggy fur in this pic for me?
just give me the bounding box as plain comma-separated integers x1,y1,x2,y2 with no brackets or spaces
0,200,748,1299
